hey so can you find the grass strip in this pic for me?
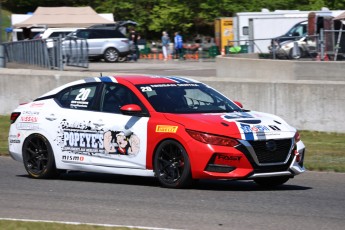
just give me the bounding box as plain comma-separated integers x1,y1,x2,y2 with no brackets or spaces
0,219,142,230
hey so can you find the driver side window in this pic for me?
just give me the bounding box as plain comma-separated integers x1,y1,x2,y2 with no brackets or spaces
101,84,142,113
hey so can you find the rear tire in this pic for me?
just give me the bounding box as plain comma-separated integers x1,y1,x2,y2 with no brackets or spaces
22,134,59,179
154,140,192,188
104,48,119,62
254,176,290,187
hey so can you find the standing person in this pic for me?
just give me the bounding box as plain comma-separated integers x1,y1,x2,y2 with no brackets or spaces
174,32,183,59
129,28,140,61
161,31,170,61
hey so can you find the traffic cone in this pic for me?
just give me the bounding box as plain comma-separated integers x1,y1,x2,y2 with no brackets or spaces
221,48,225,56
324,54,329,61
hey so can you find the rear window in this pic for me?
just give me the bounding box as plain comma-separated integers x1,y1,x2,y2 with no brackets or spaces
56,83,98,110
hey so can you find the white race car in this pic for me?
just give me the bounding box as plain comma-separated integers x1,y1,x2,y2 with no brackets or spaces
9,75,306,188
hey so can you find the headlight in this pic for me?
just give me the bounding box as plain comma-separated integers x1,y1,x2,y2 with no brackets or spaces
186,129,239,147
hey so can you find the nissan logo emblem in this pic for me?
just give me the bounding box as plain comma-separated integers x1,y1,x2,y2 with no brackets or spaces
266,140,277,152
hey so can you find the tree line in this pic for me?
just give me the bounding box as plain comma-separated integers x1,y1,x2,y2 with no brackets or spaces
2,0,345,40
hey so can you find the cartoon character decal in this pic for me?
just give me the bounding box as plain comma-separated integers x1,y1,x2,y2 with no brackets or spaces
103,130,140,156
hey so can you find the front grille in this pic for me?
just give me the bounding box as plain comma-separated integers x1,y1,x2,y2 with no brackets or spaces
248,139,293,164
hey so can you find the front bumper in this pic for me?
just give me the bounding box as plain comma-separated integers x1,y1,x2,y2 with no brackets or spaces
192,138,306,180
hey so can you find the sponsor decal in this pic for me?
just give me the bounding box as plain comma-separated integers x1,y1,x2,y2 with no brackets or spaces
241,125,270,133
9,133,21,144
240,124,280,133
221,112,254,121
217,154,242,161
62,155,85,162
70,100,89,108
63,130,104,153
20,116,38,123
57,120,140,156
155,125,178,133
30,102,44,108
22,111,40,115
9,139,20,144
147,83,199,89
16,123,39,130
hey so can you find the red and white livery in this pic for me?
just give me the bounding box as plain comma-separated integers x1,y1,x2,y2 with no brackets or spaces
8,75,305,188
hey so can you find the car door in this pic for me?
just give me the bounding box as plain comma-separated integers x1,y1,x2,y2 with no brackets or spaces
53,82,149,171
90,83,149,170
87,30,104,55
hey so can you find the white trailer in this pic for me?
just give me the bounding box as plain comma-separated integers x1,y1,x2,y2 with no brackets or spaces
248,16,307,53
231,8,334,53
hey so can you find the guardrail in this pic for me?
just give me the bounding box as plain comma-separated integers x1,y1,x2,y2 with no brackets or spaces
5,39,52,69
3,37,89,70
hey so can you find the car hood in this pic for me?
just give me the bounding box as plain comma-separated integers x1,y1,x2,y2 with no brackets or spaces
164,111,296,141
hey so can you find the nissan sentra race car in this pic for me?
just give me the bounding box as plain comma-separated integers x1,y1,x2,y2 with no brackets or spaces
8,75,305,188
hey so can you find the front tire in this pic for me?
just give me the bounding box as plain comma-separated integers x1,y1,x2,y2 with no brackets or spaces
289,47,303,59
154,140,192,188
254,176,290,187
22,134,59,179
104,48,119,62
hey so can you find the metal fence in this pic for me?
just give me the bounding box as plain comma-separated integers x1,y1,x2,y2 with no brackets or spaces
4,36,88,70
226,29,345,61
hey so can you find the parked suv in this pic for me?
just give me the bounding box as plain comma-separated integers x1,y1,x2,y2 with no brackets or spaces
65,29,130,62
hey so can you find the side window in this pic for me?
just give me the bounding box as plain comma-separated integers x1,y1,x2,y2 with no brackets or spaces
76,30,89,39
89,30,102,39
57,84,98,110
101,84,142,113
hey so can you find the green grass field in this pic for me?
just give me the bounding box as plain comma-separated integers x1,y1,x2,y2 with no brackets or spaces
0,220,139,230
1,115,345,172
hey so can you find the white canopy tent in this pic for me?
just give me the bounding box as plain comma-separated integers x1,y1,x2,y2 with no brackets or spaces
13,6,114,28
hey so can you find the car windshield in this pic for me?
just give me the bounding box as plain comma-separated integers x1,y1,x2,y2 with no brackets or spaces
137,83,242,113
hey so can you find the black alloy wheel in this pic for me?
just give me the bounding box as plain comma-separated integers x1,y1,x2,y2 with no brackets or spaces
22,134,59,179
154,140,192,188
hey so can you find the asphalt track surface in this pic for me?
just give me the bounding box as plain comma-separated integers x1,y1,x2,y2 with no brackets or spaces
1,156,345,230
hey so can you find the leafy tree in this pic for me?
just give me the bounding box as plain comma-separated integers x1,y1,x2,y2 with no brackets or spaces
2,0,345,41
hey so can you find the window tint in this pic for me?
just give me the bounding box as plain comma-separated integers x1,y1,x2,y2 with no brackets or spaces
57,84,98,110
76,30,90,39
49,31,71,38
80,29,127,39
101,84,142,113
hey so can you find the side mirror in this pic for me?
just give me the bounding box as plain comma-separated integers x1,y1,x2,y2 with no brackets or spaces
234,101,243,108
120,104,142,116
